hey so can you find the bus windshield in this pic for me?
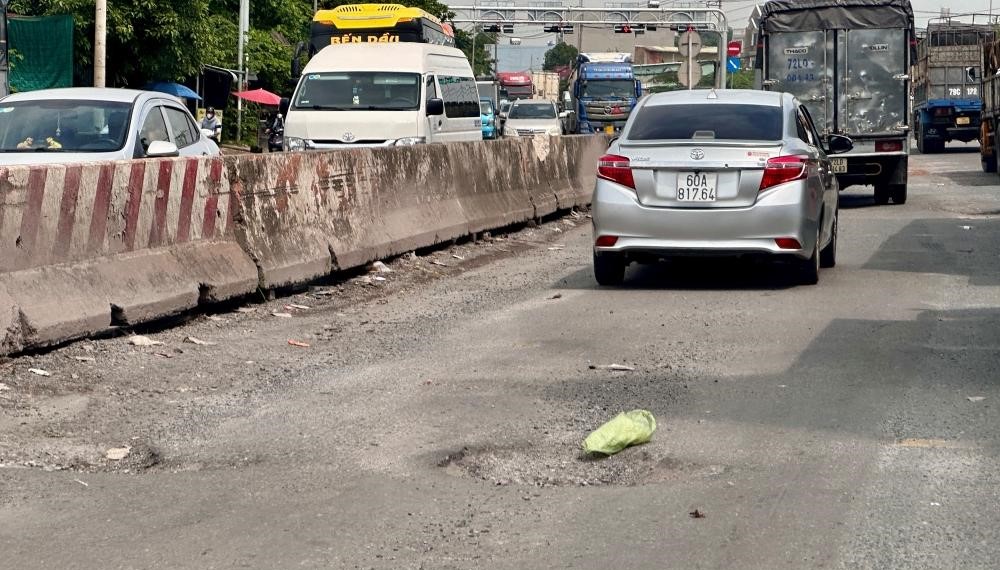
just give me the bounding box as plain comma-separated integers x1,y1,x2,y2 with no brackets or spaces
294,72,422,111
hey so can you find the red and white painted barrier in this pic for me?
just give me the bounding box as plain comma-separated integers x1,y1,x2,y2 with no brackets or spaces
0,135,605,354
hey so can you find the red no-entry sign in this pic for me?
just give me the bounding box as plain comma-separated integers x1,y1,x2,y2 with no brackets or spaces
727,41,742,57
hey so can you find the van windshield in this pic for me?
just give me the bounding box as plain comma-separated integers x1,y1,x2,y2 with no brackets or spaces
0,100,131,152
294,72,422,111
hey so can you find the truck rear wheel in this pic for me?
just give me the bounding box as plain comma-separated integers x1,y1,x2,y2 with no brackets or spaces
982,152,997,173
890,184,907,205
873,184,890,205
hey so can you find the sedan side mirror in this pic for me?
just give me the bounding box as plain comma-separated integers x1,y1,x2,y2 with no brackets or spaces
146,140,180,158
558,110,570,119
426,97,445,116
826,134,853,155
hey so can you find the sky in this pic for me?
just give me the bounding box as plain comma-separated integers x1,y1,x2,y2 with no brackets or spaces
489,0,998,72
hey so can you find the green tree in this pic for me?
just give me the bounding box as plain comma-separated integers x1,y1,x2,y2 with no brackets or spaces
544,42,578,71
455,30,495,76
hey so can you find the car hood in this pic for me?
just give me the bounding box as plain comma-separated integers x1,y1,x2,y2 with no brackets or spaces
0,150,127,166
505,118,560,131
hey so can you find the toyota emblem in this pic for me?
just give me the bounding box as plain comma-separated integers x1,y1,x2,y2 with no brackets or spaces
343,131,356,142
690,148,705,160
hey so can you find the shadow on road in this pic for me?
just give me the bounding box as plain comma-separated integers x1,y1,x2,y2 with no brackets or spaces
838,192,880,210
864,217,1000,286
558,257,798,292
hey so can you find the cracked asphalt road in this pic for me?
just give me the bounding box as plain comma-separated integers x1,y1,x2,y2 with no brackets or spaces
2,145,999,569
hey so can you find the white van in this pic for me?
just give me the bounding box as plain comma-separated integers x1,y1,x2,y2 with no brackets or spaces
282,43,482,149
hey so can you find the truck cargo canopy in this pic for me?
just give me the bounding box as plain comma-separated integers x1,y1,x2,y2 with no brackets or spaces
760,0,914,33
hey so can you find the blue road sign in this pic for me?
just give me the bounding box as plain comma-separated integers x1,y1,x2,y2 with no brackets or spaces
727,56,741,73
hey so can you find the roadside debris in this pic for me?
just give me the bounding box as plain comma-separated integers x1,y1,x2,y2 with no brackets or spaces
207,315,225,322
0,382,10,391
286,304,310,310
452,254,465,260
582,409,657,456
967,396,986,402
961,225,972,230
431,260,448,267
28,368,51,377
287,339,311,348
105,447,131,461
72,356,97,363
549,293,563,300
689,509,706,519
271,312,293,318
548,245,565,251
128,335,163,347
184,336,216,346
154,352,174,359
373,276,387,282
73,479,89,487
235,307,256,314
369,261,393,273
588,363,635,372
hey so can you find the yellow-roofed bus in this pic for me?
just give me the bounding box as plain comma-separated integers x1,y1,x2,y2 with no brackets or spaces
310,3,455,58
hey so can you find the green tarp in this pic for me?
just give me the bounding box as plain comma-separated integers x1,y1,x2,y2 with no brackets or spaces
10,15,74,92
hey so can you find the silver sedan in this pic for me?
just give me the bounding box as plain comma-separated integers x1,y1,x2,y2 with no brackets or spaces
591,89,852,286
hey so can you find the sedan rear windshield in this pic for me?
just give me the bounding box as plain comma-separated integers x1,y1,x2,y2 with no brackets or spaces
628,103,783,141
0,100,132,152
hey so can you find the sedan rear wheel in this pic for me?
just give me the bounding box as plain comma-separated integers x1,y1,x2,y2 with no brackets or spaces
796,230,820,286
593,252,626,286
819,213,837,269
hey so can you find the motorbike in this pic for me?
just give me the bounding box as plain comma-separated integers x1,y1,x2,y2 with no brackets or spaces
266,116,284,152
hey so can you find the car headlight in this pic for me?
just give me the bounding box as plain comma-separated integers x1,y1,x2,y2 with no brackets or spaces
579,122,592,133
503,126,517,136
547,126,562,136
394,137,426,146
284,137,308,152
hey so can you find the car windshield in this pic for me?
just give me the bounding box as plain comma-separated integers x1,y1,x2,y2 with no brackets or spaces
0,100,131,152
480,101,492,114
581,80,635,99
508,103,556,119
294,72,421,111
628,103,784,141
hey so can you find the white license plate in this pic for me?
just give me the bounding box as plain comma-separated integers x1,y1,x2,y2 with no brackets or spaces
956,117,971,125
677,172,717,202
830,158,848,174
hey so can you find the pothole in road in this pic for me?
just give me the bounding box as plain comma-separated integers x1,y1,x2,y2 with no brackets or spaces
438,443,728,487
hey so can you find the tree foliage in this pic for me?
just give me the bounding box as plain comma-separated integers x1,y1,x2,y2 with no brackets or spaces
544,42,578,71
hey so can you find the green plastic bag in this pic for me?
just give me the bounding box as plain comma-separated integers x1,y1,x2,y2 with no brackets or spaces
582,410,657,455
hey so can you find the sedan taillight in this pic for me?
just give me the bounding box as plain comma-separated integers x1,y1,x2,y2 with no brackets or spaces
597,154,635,189
759,155,808,192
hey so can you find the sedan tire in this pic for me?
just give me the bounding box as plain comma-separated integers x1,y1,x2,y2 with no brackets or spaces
796,232,820,286
819,213,837,269
594,252,626,286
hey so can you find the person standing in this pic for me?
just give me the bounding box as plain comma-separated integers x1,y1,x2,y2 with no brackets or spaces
201,107,222,141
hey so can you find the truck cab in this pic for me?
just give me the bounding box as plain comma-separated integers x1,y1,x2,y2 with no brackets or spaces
564,53,642,135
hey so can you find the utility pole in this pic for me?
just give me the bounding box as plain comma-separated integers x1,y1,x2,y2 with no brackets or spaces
94,0,107,87
236,0,249,144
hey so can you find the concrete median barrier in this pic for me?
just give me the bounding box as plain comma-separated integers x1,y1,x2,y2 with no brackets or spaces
0,158,258,354
0,135,605,355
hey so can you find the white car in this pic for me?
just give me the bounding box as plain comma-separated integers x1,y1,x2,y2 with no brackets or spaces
0,87,219,165
502,99,566,137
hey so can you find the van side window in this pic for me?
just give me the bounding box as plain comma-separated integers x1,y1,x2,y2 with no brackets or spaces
425,75,437,101
438,75,479,118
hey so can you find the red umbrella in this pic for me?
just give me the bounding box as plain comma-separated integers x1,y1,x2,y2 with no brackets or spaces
234,88,282,106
